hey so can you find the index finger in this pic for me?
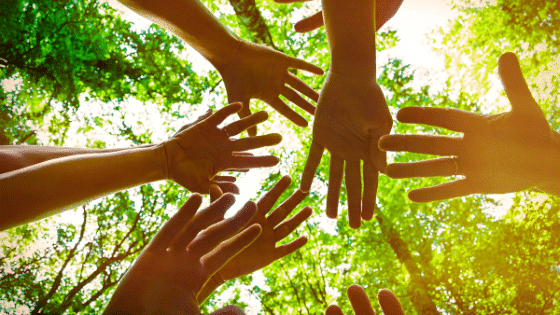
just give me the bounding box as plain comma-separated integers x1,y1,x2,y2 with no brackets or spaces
347,285,375,315
206,103,243,126
286,55,325,75
378,289,404,315
300,141,324,192
257,176,292,216
295,11,324,33
396,107,484,133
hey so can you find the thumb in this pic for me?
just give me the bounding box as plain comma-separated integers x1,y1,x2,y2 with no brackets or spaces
236,99,256,136
498,52,542,115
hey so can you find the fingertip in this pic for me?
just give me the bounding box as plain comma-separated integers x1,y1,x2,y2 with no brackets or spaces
347,284,363,294
230,102,243,111
349,217,361,229
396,106,419,123
408,190,427,203
302,206,313,217
271,133,283,144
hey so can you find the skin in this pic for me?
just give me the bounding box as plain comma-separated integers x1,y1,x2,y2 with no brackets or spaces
197,176,312,303
299,0,394,229
103,193,261,315
325,285,404,315
273,0,404,33
0,103,280,231
116,0,324,136
378,52,560,202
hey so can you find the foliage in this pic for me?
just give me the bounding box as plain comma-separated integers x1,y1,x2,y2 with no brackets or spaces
1,0,560,314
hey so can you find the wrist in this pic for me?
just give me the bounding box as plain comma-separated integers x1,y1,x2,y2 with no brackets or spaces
208,37,244,71
157,143,170,180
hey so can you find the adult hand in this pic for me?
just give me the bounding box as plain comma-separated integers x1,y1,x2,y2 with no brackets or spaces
273,0,404,33
164,102,282,194
217,176,312,282
214,40,324,136
325,285,404,315
379,52,560,202
104,193,261,315
301,72,392,229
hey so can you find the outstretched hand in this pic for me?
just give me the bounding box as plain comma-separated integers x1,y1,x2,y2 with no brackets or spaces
215,176,311,282
214,41,324,136
164,102,281,194
379,52,560,202
301,72,392,229
104,193,260,315
325,285,404,315
273,0,404,33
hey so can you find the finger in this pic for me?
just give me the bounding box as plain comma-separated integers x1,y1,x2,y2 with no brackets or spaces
378,134,462,156
206,102,243,126
326,155,344,219
386,157,461,179
498,52,540,114
148,194,202,252
209,184,224,203
257,175,292,216
224,111,268,137
231,133,283,151
270,97,308,127
287,74,320,102
408,179,474,203
208,305,246,315
274,236,308,260
378,289,405,315
201,223,262,276
395,106,484,133
345,160,362,229
325,305,344,315
300,141,324,192
169,194,236,250
187,201,258,258
213,181,240,194
347,285,375,315
362,160,378,221
213,175,236,182
376,0,405,31
239,101,257,137
286,55,324,75
281,86,316,115
294,11,324,33
227,155,280,170
233,152,254,156
268,189,309,227
274,0,312,2
371,139,387,174
174,109,213,136
273,206,312,241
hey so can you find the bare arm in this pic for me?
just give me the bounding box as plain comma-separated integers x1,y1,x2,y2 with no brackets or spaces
0,145,153,174
0,146,166,230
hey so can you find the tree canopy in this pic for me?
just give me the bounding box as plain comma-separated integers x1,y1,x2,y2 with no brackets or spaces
1,0,559,314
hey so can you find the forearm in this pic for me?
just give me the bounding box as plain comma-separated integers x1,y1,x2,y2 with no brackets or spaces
116,0,241,67
0,145,167,230
0,145,154,173
197,274,224,304
322,0,377,77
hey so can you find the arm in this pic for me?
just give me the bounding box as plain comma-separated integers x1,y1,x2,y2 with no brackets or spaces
274,0,404,33
299,0,393,229
0,146,166,230
103,193,259,315
0,104,280,230
0,145,154,174
116,0,324,136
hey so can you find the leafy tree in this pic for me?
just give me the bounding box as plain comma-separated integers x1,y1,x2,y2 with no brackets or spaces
2,0,560,314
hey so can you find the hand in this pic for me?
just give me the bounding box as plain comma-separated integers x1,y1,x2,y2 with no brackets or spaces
103,193,261,315
378,52,560,202
214,40,324,136
214,176,312,282
164,102,282,194
273,0,404,33
325,285,404,315
301,72,392,229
